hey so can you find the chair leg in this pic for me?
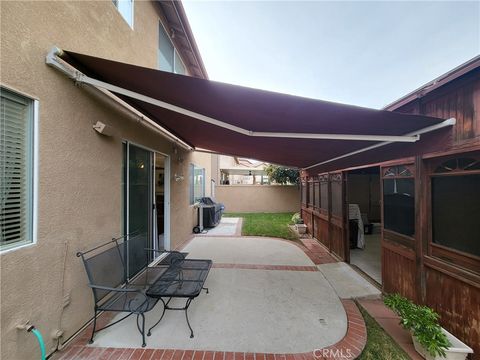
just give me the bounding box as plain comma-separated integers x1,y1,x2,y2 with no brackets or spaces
89,309,98,344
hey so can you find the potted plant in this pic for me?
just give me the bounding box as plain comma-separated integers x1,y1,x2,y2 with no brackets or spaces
291,212,307,234
384,294,473,360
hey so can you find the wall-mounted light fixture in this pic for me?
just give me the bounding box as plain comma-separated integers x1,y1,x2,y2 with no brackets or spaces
93,121,114,136
174,174,184,182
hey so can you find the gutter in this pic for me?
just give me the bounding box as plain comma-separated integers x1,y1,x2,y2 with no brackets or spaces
383,55,480,111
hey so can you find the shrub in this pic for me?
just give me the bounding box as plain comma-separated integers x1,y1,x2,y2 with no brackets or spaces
291,212,303,224
384,294,451,357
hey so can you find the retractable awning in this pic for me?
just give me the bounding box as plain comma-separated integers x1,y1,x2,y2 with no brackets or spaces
47,48,454,173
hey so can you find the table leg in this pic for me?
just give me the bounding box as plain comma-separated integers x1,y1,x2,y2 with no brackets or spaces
147,297,171,336
184,297,194,338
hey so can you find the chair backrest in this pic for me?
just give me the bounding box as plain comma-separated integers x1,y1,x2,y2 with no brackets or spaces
78,239,126,303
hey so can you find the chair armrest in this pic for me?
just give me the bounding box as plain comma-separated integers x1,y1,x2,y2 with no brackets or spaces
88,284,141,293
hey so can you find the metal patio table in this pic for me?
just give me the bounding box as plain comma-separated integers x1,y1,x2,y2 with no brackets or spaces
145,258,212,338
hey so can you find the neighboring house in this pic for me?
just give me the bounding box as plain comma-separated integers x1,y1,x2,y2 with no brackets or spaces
0,1,212,359
217,155,270,185
300,57,480,356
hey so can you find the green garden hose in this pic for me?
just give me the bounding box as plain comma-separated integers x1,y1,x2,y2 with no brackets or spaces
28,326,46,360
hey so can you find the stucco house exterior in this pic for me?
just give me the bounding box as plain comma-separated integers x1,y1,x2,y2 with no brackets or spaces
0,1,215,359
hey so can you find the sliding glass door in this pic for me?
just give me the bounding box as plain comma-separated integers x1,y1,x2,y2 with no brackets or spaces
122,142,170,279
123,143,152,278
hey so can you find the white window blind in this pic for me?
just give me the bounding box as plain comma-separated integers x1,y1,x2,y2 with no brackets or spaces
0,88,34,250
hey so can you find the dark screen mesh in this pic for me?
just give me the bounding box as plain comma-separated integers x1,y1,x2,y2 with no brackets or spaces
83,243,126,302
331,181,343,217
432,174,480,257
383,178,415,237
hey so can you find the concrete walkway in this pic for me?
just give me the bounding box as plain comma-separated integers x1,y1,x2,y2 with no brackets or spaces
88,236,348,353
318,262,381,300
196,217,242,236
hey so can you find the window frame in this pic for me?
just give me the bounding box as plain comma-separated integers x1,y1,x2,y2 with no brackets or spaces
189,163,205,205
0,86,38,253
112,0,134,29
158,21,188,75
427,153,480,274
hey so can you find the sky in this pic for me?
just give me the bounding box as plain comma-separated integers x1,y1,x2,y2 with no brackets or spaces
183,1,480,109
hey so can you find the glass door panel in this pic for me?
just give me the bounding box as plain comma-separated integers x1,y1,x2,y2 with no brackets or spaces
127,144,152,278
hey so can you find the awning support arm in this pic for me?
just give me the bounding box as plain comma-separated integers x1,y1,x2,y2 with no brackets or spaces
46,47,420,144
45,46,194,150
303,117,456,170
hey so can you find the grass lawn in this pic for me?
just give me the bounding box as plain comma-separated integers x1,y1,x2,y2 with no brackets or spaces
357,304,410,360
223,212,298,241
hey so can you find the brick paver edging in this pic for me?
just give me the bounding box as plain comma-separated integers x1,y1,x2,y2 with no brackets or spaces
53,299,366,360
212,263,319,271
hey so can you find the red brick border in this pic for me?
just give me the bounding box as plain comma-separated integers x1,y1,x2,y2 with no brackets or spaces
212,263,318,271
183,234,338,266
52,300,366,360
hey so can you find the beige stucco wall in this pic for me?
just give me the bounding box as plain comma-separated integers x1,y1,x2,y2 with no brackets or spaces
216,185,300,213
0,1,211,359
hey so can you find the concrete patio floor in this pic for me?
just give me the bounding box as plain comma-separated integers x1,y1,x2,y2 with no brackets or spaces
88,236,348,353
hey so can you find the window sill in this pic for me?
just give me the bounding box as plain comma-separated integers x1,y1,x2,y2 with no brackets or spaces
0,241,36,255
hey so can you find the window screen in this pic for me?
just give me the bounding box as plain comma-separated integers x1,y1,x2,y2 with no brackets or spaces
432,174,480,257
320,181,328,210
308,182,314,207
1,88,34,250
331,181,343,216
314,182,320,208
301,182,307,205
158,23,174,72
383,178,415,236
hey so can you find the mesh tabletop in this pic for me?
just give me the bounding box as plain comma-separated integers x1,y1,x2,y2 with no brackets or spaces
146,259,212,298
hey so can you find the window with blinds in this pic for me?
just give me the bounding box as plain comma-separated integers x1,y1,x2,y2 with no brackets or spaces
0,88,34,251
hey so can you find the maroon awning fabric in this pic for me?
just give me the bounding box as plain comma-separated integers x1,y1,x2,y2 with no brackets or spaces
60,51,452,173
